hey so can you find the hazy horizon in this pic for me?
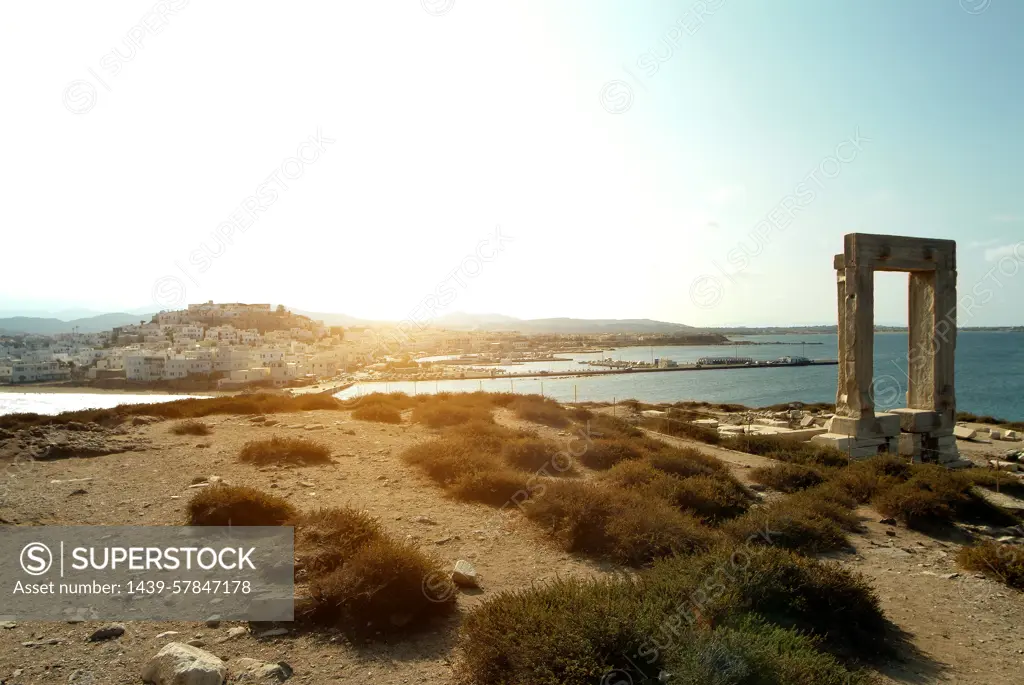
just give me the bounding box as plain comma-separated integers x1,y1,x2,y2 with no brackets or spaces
4,2,1023,326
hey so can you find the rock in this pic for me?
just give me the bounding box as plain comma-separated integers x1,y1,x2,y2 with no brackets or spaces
230,658,293,682
22,638,62,646
215,626,249,644
452,560,480,588
953,425,978,441
87,624,125,641
879,518,897,526
155,631,180,639
186,639,206,647
208,476,223,485
410,515,437,525
142,642,226,685
943,572,960,580
254,628,289,638
885,530,896,537
0,621,16,629
205,617,221,628
304,424,325,431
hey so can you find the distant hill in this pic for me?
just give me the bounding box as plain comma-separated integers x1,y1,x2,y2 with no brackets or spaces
0,312,153,335
433,313,696,334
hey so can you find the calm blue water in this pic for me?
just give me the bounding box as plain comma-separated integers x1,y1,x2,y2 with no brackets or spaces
338,332,1024,420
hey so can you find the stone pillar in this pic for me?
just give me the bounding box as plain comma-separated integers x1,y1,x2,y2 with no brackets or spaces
907,271,936,410
835,266,874,420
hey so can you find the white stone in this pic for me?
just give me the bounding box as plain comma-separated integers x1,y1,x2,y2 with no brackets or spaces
230,658,293,682
141,642,226,685
452,560,479,588
953,426,977,441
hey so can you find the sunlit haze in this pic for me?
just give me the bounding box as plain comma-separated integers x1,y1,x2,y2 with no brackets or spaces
3,1,1022,326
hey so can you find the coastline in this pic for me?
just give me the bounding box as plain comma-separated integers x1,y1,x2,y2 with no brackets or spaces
0,385,228,397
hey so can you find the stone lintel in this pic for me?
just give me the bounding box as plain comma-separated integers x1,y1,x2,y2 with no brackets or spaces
828,412,900,438
889,408,945,433
841,233,956,272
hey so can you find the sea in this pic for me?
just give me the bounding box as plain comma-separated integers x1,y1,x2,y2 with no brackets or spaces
1,332,1021,420
336,332,1024,420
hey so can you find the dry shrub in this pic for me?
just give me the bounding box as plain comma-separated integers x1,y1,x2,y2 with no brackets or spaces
726,434,849,468
751,462,828,493
512,396,570,428
725,500,850,554
304,537,455,632
958,542,1024,590
872,466,971,528
672,475,753,523
170,419,212,436
603,461,751,524
351,404,402,424
340,392,414,411
646,446,728,478
294,506,383,575
238,435,332,466
449,469,534,507
584,413,643,440
645,546,888,657
402,436,500,486
523,480,718,566
186,485,295,526
963,467,1024,498
412,402,493,428
641,416,721,444
291,506,456,635
456,546,879,685
0,391,344,431
502,438,574,475
577,438,644,470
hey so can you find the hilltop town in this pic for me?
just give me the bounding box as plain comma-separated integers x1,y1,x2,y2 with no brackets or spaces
0,302,728,390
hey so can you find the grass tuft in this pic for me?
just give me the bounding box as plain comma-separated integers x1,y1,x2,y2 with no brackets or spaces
238,435,332,466
170,419,212,436
186,485,295,526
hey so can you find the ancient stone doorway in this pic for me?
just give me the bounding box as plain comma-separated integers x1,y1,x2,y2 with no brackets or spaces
818,233,961,464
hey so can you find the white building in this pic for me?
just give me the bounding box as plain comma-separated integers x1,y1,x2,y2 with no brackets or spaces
5,361,71,384
125,354,166,381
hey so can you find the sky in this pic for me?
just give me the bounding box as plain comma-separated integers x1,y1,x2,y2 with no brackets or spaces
2,1,1022,327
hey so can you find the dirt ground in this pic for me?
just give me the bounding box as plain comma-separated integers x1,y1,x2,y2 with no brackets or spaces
0,407,1022,684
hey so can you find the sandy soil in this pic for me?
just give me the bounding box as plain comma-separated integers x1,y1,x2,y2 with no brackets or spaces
0,407,1022,684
